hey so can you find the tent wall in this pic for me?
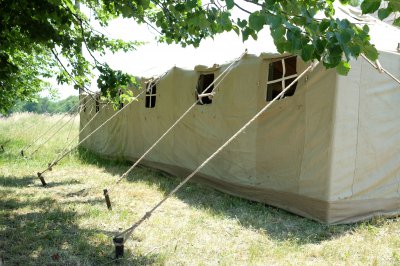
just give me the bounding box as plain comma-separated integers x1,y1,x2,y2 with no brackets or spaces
328,51,400,222
79,52,400,224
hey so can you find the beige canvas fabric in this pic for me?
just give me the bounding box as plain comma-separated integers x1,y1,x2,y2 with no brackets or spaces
79,49,399,224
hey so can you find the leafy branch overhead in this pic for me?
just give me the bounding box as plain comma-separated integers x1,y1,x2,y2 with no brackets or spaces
0,0,398,113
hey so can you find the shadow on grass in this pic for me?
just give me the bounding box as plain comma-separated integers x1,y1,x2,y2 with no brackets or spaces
0,175,36,187
76,148,373,246
0,186,161,265
0,175,83,189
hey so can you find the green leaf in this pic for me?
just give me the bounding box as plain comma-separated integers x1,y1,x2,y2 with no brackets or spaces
175,4,186,12
237,18,247,28
360,0,381,14
349,44,361,57
249,12,266,31
242,27,252,41
301,44,315,62
225,0,235,9
187,0,198,9
270,25,286,41
362,24,370,34
319,19,331,33
275,40,287,53
336,18,350,30
394,17,400,27
323,44,343,68
377,7,393,20
314,39,327,54
363,45,379,61
266,14,282,28
232,25,240,35
336,61,351,75
335,29,352,44
388,0,400,12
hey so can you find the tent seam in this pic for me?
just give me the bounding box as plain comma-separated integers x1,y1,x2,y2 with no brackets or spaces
351,60,363,197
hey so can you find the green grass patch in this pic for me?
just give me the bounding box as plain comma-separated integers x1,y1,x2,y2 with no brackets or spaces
0,113,399,265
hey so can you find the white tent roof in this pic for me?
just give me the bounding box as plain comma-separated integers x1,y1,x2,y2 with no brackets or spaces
333,3,400,53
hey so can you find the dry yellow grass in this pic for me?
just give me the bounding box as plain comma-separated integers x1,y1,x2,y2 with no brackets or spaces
0,113,399,265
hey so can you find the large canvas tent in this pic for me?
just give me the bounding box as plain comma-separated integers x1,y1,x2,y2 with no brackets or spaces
80,5,400,224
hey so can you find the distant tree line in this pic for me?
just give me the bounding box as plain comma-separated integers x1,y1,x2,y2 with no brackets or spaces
8,96,79,115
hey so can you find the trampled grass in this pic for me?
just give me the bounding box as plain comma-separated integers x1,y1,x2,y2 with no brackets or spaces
0,113,399,265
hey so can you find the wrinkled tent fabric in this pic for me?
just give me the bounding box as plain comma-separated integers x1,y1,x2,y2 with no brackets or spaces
80,9,400,224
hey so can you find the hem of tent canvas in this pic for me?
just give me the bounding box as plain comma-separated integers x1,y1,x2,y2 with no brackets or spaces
82,149,399,224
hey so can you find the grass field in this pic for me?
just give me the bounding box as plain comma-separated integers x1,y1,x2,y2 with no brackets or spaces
0,113,399,265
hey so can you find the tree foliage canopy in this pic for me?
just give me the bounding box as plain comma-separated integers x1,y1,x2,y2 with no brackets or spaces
9,96,80,115
0,0,398,114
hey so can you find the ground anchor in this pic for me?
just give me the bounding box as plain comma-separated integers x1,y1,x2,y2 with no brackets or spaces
113,237,124,258
103,189,112,210
37,172,47,187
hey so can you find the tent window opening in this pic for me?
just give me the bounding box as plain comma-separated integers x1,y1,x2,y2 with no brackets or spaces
95,96,100,113
196,73,214,105
266,56,298,101
145,82,157,108
118,89,124,110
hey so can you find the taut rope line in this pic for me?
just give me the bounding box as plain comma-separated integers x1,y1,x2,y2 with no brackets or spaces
111,61,319,257
361,54,400,85
20,94,91,157
29,110,80,158
49,98,108,166
36,92,144,186
27,96,95,158
36,71,169,186
102,50,247,210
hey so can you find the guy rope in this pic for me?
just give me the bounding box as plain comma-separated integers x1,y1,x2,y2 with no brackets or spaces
36,72,168,186
102,50,248,210
111,60,320,258
28,107,83,158
361,54,400,85
36,95,140,186
20,94,91,158
50,97,105,162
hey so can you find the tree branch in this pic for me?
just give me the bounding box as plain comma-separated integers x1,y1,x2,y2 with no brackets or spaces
50,49,103,103
234,3,252,14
